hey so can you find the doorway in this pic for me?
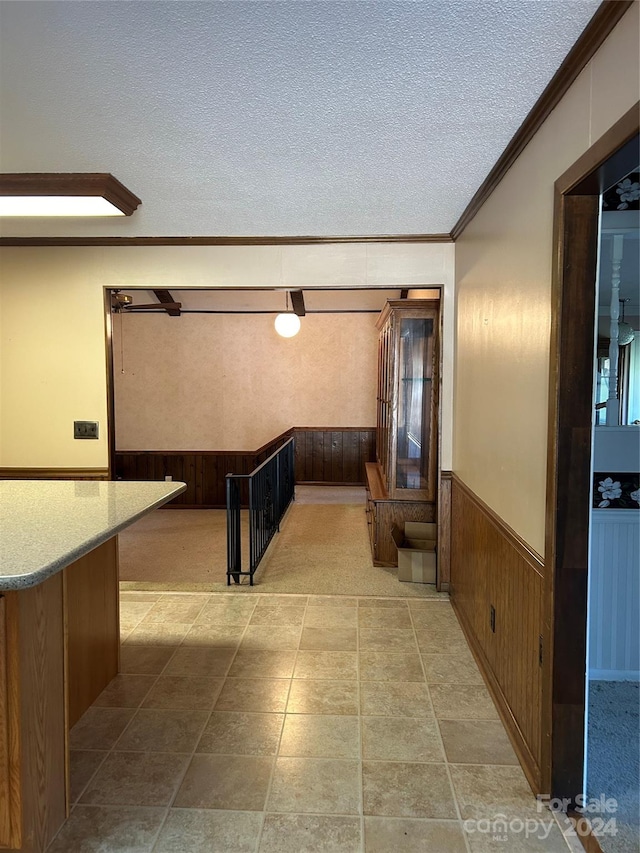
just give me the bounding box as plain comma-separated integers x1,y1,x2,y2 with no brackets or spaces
544,102,639,820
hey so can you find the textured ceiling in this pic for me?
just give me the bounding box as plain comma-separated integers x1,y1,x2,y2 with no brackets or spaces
0,0,601,238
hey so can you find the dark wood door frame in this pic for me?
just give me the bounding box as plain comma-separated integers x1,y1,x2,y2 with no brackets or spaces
543,102,639,801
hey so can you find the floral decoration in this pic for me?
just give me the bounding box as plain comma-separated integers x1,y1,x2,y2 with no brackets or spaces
603,172,640,211
593,473,640,509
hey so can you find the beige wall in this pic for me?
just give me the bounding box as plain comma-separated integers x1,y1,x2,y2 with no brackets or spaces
0,242,455,467
114,312,378,451
453,4,640,556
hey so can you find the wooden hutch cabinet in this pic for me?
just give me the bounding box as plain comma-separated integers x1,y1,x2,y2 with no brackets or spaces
366,299,440,566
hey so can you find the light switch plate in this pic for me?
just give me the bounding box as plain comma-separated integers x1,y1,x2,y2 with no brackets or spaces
74,420,99,439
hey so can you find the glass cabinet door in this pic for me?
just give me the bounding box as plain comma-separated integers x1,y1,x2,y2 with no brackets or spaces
395,315,436,497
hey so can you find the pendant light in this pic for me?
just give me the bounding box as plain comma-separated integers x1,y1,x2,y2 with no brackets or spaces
618,298,635,346
274,292,301,338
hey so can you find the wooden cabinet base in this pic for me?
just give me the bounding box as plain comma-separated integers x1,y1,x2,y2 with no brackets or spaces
0,539,120,851
365,463,436,567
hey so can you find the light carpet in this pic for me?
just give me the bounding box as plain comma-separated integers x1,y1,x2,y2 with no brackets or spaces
118,489,444,599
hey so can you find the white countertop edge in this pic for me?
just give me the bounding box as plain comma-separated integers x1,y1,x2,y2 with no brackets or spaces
1,481,187,592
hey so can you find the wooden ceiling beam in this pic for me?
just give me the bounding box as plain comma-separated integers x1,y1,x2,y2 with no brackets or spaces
153,289,181,316
290,289,306,317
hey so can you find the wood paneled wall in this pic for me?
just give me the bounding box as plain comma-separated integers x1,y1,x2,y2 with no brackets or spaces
115,427,376,508
293,428,375,485
450,475,545,794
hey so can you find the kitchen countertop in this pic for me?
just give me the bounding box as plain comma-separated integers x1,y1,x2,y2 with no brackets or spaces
0,479,186,591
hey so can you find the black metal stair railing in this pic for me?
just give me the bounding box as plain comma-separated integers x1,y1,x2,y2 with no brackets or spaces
226,437,295,585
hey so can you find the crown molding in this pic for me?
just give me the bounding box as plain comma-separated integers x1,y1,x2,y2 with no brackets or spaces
451,0,634,241
0,233,453,247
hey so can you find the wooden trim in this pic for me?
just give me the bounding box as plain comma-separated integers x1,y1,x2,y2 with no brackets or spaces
452,473,544,575
0,234,453,247
557,101,640,195
437,471,452,592
566,810,605,853
0,173,141,216
104,287,116,480
543,100,640,802
452,595,543,795
0,594,22,850
450,476,545,794
450,0,634,239
0,468,109,480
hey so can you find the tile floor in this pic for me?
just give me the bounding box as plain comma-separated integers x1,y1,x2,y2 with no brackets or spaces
50,592,577,852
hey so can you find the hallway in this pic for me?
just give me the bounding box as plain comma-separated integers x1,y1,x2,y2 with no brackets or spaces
52,591,577,852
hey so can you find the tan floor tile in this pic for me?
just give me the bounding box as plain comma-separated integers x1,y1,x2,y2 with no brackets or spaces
362,716,444,762
408,601,459,625
414,625,471,655
182,624,245,647
195,604,256,626
249,606,306,626
240,625,302,650
46,805,166,853
215,678,291,712
80,752,190,806
450,764,542,819
307,596,358,607
359,651,424,682
69,750,108,803
430,684,499,720
439,719,519,765
358,607,413,629
174,753,273,810
360,682,433,718
267,757,360,814
119,645,175,675
229,649,296,678
255,594,309,607
359,628,417,652
197,711,284,755
142,676,223,710
280,714,360,758
300,626,358,651
358,598,410,608
119,601,155,622
124,621,192,646
364,817,467,852
155,809,264,853
144,597,208,623
304,607,358,628
422,653,484,684
70,707,136,750
260,813,362,852
294,651,358,680
464,821,573,852
163,646,236,677
93,674,157,708
287,680,359,715
115,709,209,752
120,592,162,602
362,761,456,818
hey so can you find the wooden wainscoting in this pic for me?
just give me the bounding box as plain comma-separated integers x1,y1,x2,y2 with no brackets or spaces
0,468,109,480
114,451,257,507
0,594,21,850
437,471,452,592
115,427,376,507
293,428,375,485
450,474,545,794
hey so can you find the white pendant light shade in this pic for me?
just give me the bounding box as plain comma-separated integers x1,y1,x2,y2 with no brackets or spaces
274,312,301,338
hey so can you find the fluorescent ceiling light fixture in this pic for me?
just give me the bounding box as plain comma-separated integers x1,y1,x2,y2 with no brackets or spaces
0,173,141,216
